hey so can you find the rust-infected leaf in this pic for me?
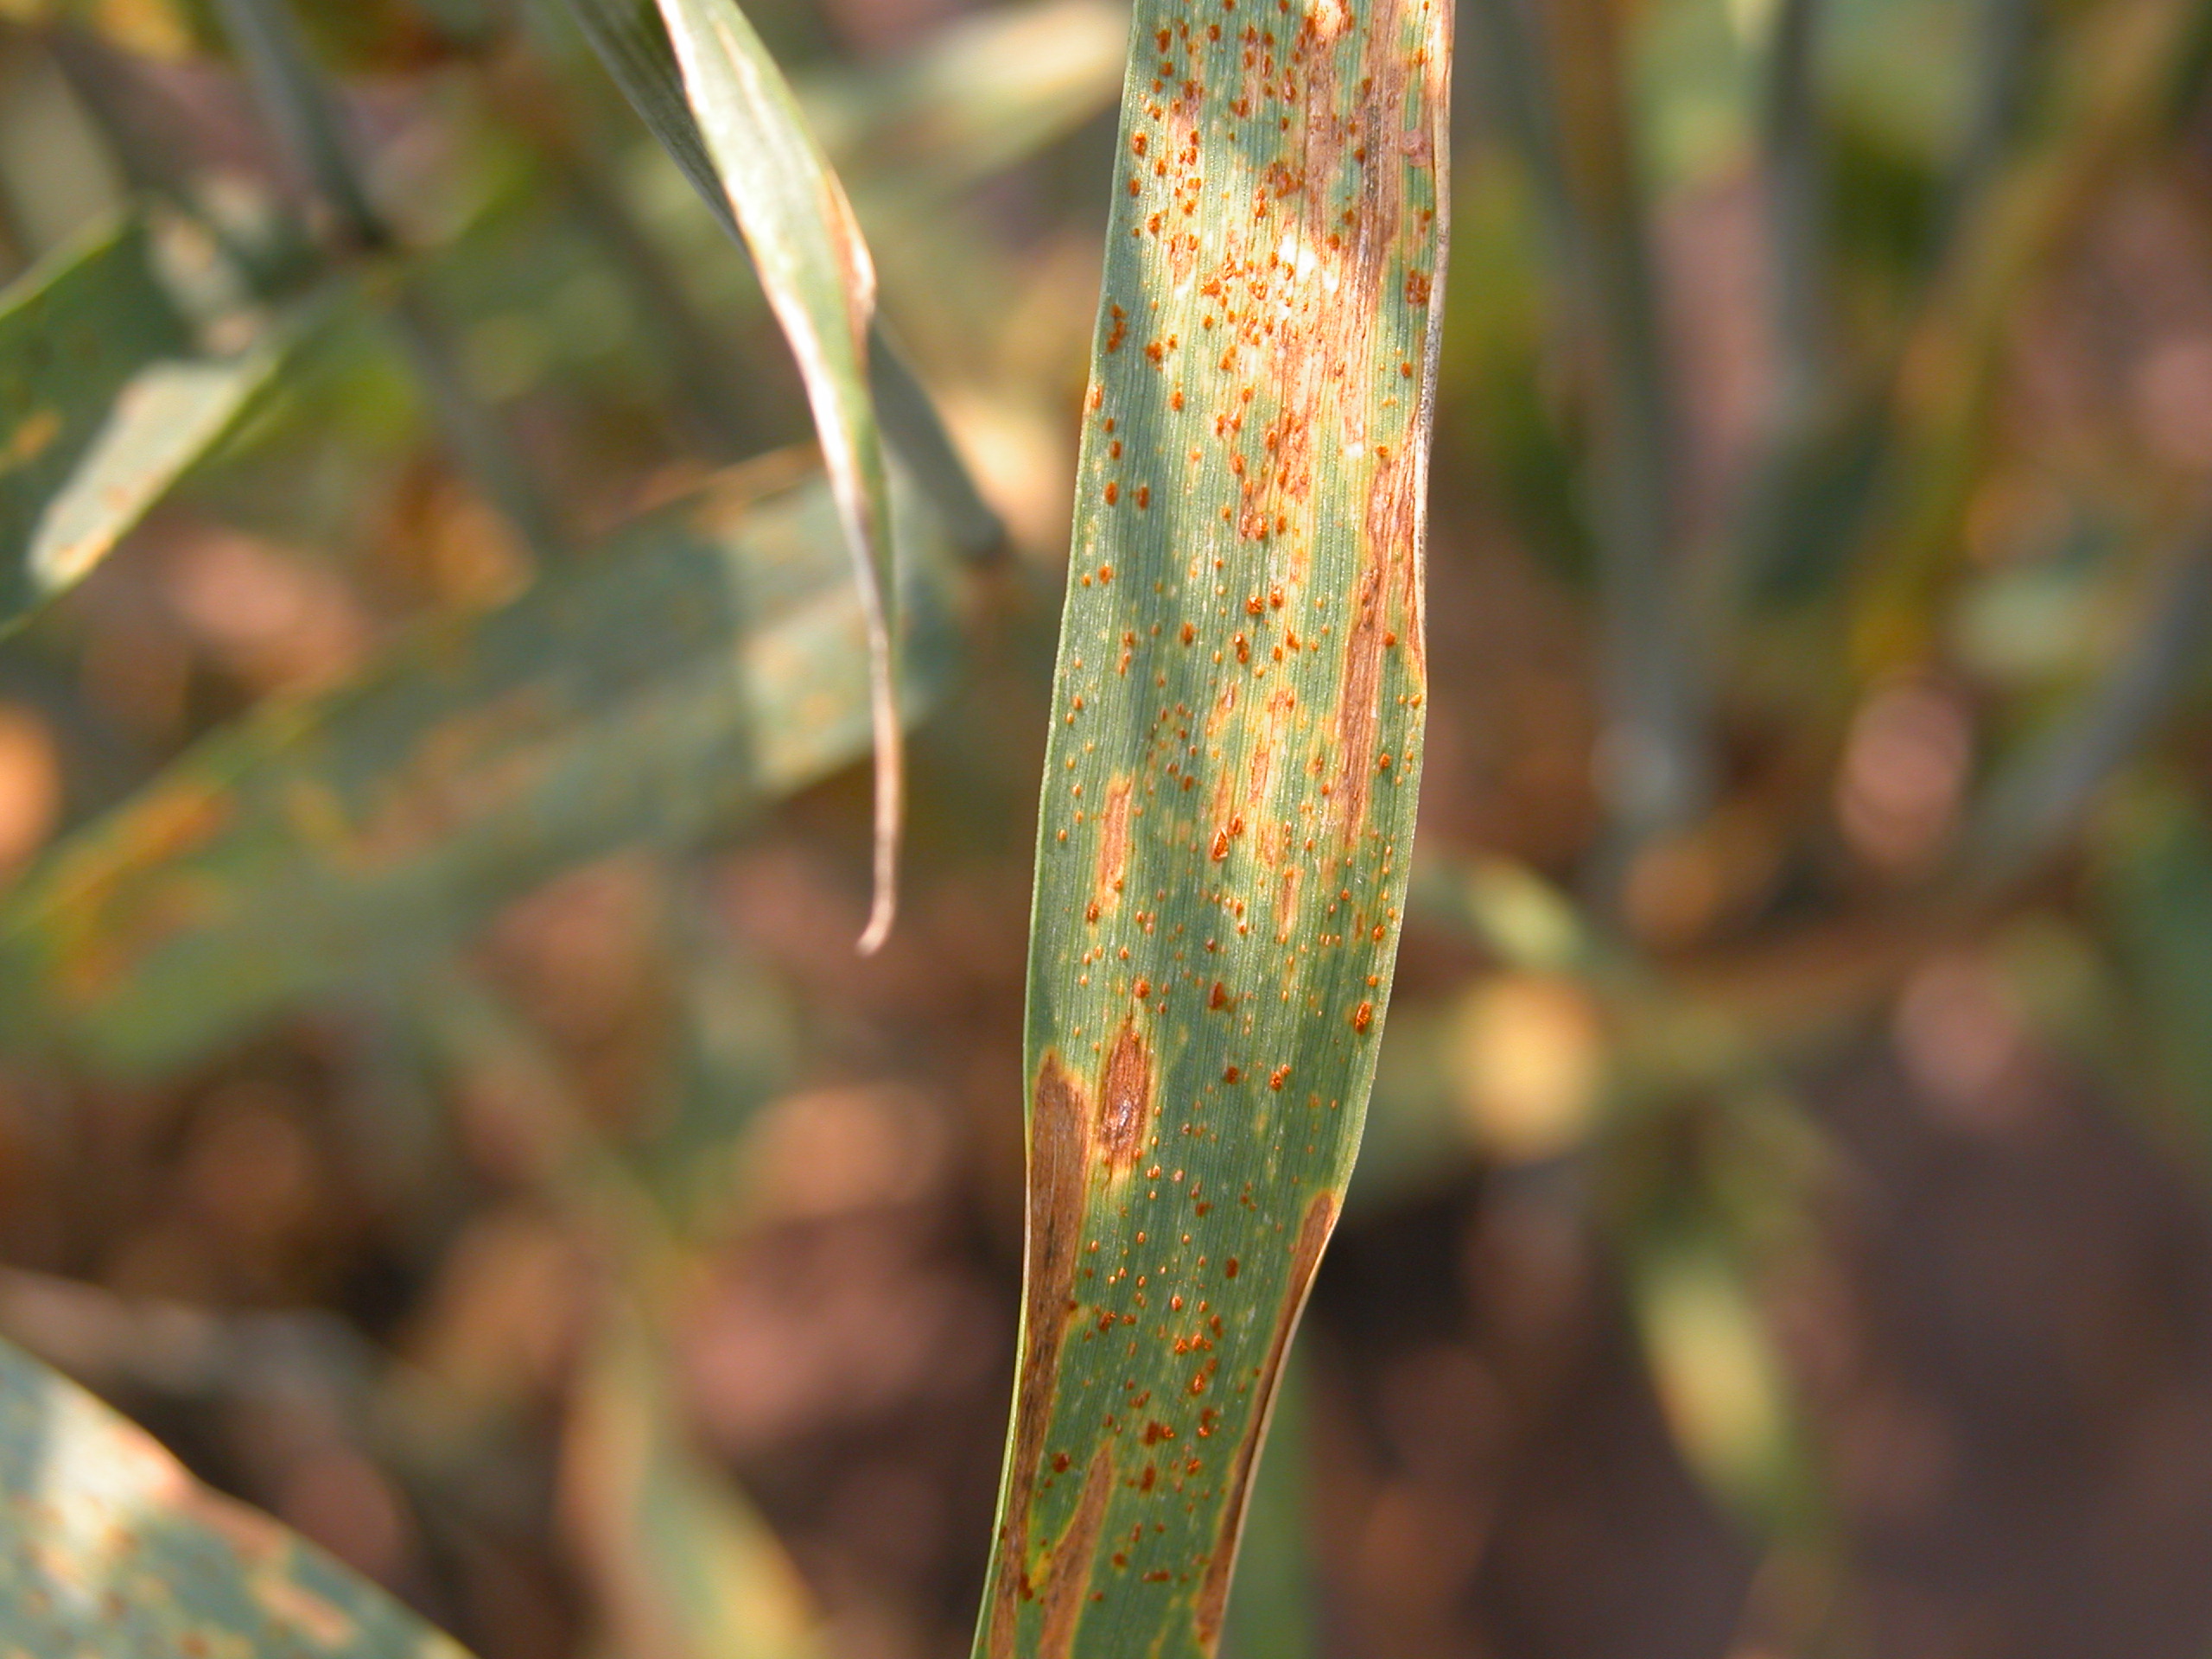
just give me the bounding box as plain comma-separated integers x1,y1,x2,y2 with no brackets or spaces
0,462,957,1075
973,0,1451,1650
0,1336,474,1657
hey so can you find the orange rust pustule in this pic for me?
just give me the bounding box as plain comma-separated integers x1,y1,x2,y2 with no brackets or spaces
1096,1020,1154,1173
1038,1446,1117,1657
1192,1191,1339,1649
986,1058,1094,1656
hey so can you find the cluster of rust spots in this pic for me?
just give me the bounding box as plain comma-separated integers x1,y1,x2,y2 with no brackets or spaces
995,0,1448,1647
1070,0,1440,887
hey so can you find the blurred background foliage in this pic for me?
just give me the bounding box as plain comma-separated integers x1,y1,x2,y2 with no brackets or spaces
0,0,2209,1652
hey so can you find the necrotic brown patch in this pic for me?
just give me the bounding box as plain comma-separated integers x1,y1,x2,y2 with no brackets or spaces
1192,1190,1339,1649
1038,1446,1116,1657
1096,1020,1154,1173
1095,776,1134,915
986,1057,1094,1657
1335,444,1427,839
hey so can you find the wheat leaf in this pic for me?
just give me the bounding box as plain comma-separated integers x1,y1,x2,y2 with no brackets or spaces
0,1334,473,1658
973,0,1452,1652
0,461,956,1075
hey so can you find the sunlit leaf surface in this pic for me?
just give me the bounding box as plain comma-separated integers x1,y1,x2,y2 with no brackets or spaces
0,216,283,631
974,0,1452,1651
0,1336,471,1659
0,461,957,1074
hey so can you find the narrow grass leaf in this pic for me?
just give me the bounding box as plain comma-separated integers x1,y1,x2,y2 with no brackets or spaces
563,1310,821,1659
569,0,901,950
0,1335,473,1658
0,461,957,1075
975,1,1451,1653
0,216,281,632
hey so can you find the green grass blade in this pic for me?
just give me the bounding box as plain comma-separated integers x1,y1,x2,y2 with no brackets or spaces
568,0,902,950
565,1310,822,1659
0,1335,474,1658
0,461,957,1075
974,1,1452,1652
0,216,280,632
1962,512,2212,885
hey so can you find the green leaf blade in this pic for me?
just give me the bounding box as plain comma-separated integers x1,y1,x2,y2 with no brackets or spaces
0,216,279,631
977,2,1452,1655
0,463,957,1075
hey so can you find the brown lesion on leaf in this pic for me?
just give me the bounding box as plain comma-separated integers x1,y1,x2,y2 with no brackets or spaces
1334,440,1427,838
985,1056,1095,1657
1242,0,1426,545
1096,1020,1154,1174
1332,548,1391,841
1325,0,1442,844
1094,777,1134,919
1174,0,1438,853
1273,863,1301,942
1243,686,1299,851
1193,1190,1339,1650
1038,1445,1117,1658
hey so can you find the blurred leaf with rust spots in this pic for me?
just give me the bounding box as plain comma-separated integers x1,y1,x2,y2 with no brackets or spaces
0,214,289,633
0,457,959,1075
0,1335,474,1658
970,0,1452,1651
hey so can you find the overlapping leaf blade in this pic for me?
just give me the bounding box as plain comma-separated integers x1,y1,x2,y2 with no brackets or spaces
567,0,901,950
0,461,957,1074
799,0,1128,202
974,1,1452,1653
0,216,284,632
0,1335,472,1658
